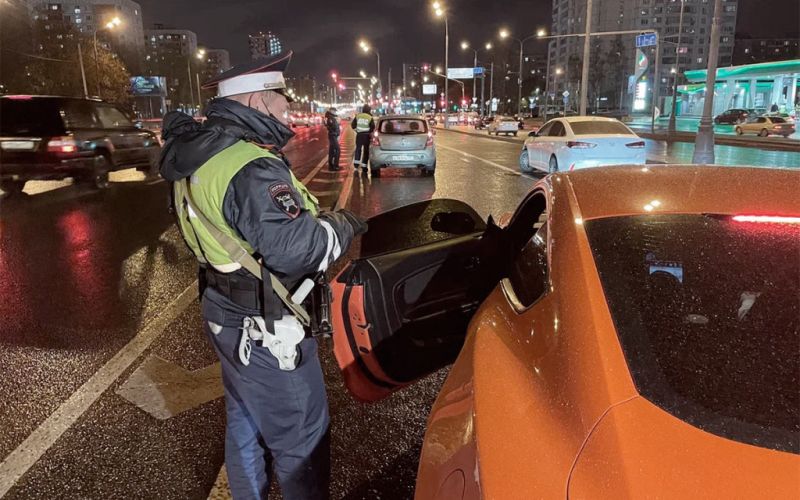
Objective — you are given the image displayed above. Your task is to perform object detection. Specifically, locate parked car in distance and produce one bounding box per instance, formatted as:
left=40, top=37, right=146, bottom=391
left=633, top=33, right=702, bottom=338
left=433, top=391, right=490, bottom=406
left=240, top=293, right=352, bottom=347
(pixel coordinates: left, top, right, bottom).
left=289, top=112, right=311, bottom=127
left=369, top=115, right=436, bottom=176
left=331, top=166, right=800, bottom=500
left=714, top=108, right=751, bottom=125
left=520, top=117, right=645, bottom=173
left=0, top=95, right=161, bottom=196
left=475, top=116, right=494, bottom=130
left=736, top=116, right=796, bottom=138
left=488, top=117, right=520, bottom=136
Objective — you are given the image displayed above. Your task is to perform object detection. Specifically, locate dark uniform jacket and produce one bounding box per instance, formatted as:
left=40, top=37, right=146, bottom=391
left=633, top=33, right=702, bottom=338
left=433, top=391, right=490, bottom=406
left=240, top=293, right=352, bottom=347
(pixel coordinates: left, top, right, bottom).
left=324, top=112, right=340, bottom=137
left=160, top=98, right=355, bottom=286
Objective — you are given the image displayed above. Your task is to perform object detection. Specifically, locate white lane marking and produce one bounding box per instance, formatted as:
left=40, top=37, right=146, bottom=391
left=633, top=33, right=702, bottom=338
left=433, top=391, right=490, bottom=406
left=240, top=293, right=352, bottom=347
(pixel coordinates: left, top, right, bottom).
left=334, top=166, right=355, bottom=211
left=436, top=144, right=522, bottom=176
left=302, top=157, right=328, bottom=185
left=208, top=465, right=231, bottom=500
left=0, top=281, right=199, bottom=498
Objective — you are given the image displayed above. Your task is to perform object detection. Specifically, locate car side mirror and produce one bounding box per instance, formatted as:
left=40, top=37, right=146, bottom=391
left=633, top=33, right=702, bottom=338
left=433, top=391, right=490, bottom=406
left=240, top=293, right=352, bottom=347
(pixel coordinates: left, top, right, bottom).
left=528, top=130, right=538, bottom=137
left=431, top=211, right=478, bottom=235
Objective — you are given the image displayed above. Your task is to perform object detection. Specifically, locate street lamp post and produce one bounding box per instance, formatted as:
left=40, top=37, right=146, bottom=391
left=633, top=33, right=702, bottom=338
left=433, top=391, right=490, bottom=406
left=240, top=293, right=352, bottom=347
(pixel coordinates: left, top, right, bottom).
left=579, top=0, right=593, bottom=115
left=693, top=0, right=724, bottom=164
left=433, top=2, right=449, bottom=127
left=359, top=40, right=381, bottom=94
left=668, top=0, right=686, bottom=135
left=499, top=29, right=540, bottom=117
left=77, top=43, right=89, bottom=97
left=92, top=16, right=122, bottom=97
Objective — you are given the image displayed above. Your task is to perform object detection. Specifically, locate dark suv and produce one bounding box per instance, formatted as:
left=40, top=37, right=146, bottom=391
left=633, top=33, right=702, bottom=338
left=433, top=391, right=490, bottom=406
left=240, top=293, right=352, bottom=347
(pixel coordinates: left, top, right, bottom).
left=0, top=95, right=161, bottom=195
left=713, top=108, right=751, bottom=125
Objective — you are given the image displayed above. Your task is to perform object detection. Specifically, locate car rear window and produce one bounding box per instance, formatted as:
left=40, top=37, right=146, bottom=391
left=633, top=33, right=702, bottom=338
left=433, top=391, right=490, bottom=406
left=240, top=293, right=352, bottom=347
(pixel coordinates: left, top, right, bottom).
left=585, top=214, right=799, bottom=453
left=0, top=98, right=64, bottom=136
left=569, top=121, right=632, bottom=135
left=771, top=117, right=787, bottom=123
left=379, top=119, right=427, bottom=134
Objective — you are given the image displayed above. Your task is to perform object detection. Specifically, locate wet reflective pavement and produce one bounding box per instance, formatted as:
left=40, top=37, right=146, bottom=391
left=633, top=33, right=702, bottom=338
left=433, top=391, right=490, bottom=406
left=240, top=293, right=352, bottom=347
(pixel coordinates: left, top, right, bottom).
left=1, top=122, right=790, bottom=499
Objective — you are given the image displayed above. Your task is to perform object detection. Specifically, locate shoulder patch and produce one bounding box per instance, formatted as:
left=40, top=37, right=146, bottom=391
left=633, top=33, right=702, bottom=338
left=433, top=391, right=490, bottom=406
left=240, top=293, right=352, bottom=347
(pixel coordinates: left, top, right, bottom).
left=268, top=182, right=301, bottom=219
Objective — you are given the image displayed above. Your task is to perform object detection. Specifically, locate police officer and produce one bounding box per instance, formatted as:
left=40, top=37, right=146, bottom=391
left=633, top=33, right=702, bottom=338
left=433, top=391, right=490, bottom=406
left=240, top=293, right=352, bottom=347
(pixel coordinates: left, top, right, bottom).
left=351, top=104, right=374, bottom=170
left=324, top=107, right=340, bottom=171
left=159, top=51, right=366, bottom=500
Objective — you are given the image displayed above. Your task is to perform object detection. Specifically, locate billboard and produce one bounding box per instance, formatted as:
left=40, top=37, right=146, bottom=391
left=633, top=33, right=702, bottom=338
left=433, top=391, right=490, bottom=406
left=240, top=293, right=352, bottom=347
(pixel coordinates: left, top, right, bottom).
left=130, top=76, right=167, bottom=97
left=422, top=84, right=437, bottom=95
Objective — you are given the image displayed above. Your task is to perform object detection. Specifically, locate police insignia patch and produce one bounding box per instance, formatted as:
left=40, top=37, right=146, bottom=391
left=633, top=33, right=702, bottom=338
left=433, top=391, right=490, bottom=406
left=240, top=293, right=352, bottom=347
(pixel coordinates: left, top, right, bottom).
left=268, top=182, right=301, bottom=219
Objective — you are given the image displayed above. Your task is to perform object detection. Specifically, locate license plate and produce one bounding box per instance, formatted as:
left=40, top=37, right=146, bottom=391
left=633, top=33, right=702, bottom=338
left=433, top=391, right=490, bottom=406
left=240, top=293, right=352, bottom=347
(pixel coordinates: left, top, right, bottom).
left=1, top=140, right=35, bottom=151
left=393, top=155, right=416, bottom=161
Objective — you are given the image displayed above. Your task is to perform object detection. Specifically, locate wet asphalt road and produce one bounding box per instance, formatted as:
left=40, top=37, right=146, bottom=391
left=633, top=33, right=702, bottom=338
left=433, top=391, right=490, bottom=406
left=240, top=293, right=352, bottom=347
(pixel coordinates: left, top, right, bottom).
left=7, top=122, right=743, bottom=499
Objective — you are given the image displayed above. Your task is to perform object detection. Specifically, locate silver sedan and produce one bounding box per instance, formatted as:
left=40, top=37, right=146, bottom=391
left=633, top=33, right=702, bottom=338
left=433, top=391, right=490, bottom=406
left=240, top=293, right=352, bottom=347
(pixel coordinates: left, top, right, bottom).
left=369, top=116, right=436, bottom=176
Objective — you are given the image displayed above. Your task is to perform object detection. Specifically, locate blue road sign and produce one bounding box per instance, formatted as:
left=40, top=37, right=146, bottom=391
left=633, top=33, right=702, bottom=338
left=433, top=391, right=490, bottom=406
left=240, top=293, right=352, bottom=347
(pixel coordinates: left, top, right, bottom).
left=474, top=67, right=485, bottom=76
left=636, top=33, right=657, bottom=47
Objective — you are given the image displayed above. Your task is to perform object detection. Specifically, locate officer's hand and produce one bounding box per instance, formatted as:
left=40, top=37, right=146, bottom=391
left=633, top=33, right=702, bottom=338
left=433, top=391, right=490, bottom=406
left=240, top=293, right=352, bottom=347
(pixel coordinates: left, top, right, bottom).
left=338, top=209, right=368, bottom=236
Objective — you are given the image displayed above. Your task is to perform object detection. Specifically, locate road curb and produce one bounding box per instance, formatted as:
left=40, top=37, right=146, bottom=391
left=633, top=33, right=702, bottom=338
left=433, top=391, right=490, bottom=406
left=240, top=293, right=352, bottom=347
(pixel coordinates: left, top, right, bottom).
left=630, top=129, right=800, bottom=153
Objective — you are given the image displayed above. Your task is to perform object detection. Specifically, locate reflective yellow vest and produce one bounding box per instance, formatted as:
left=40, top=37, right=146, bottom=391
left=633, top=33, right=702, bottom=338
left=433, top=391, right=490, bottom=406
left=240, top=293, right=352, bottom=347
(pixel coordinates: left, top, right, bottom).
left=174, top=141, right=319, bottom=270
left=355, top=113, right=372, bottom=133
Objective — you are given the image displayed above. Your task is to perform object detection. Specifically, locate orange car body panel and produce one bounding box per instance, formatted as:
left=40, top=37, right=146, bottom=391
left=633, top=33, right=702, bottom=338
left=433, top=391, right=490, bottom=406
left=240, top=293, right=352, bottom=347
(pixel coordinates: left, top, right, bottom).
left=570, top=396, right=800, bottom=498
left=415, top=166, right=800, bottom=499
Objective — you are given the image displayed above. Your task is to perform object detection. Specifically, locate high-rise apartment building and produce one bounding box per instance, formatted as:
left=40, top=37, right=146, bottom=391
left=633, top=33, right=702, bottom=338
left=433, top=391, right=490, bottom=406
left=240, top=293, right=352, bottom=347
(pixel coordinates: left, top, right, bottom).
left=547, top=0, right=739, bottom=112
left=29, top=0, right=146, bottom=72
left=249, top=31, right=282, bottom=60
left=734, top=35, right=800, bottom=65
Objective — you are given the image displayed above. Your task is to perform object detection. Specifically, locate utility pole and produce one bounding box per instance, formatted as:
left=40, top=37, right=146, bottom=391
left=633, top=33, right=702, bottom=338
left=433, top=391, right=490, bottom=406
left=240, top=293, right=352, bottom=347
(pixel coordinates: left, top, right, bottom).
left=480, top=71, right=486, bottom=117
left=651, top=34, right=661, bottom=133
left=668, top=0, right=686, bottom=135
left=579, top=0, right=593, bottom=115
left=444, top=15, right=450, bottom=127
left=489, top=61, right=494, bottom=116
left=186, top=58, right=196, bottom=115
left=472, top=50, right=477, bottom=111
left=692, top=0, right=723, bottom=164
left=77, top=43, right=89, bottom=98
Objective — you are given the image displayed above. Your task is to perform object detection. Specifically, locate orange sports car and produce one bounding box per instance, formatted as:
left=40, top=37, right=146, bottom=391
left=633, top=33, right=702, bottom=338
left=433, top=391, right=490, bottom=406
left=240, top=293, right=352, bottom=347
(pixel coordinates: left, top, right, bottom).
left=331, top=165, right=799, bottom=498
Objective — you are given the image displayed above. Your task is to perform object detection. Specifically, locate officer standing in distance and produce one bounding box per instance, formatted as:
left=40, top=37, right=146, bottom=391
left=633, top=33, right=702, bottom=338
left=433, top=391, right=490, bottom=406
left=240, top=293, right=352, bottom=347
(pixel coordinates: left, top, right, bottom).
left=324, top=107, right=340, bottom=171
left=351, top=104, right=374, bottom=170
left=159, top=51, right=366, bottom=500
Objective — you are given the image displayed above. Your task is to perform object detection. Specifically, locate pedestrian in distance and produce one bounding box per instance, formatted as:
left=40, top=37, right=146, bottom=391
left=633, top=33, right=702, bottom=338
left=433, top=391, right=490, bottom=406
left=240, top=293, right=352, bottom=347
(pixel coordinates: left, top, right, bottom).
left=325, top=107, right=341, bottom=171
left=351, top=104, right=375, bottom=171
left=159, top=50, right=367, bottom=500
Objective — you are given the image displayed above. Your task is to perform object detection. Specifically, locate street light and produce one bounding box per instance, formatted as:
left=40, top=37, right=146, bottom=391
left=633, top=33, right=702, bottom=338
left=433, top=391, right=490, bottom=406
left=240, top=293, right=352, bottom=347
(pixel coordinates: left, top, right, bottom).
left=693, top=0, right=724, bottom=164
left=358, top=39, right=381, bottom=93
left=432, top=1, right=450, bottom=126
left=359, top=69, right=367, bottom=79
left=498, top=28, right=539, bottom=117
left=668, top=0, right=686, bottom=135
left=90, top=15, right=123, bottom=97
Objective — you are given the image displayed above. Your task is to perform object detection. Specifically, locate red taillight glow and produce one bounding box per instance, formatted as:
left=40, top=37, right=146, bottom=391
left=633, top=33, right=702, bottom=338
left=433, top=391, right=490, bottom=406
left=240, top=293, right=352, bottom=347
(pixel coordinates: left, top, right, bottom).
left=371, top=132, right=381, bottom=146
left=567, top=141, right=597, bottom=149
left=732, top=215, right=800, bottom=224
left=7, top=95, right=34, bottom=100
left=626, top=140, right=646, bottom=149
left=47, top=137, right=79, bottom=154
left=425, top=131, right=434, bottom=147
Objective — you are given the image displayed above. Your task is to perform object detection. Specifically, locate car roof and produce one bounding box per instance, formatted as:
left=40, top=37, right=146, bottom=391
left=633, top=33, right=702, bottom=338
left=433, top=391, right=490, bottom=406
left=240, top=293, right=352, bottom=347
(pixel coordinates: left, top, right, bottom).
left=0, top=95, right=104, bottom=103
left=560, top=165, right=800, bottom=221
left=559, top=116, right=623, bottom=123
left=379, top=114, right=425, bottom=120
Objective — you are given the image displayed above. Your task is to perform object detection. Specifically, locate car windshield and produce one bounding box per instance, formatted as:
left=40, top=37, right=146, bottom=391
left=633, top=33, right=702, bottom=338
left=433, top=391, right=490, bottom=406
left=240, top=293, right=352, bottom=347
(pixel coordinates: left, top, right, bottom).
left=585, top=214, right=799, bottom=453
left=379, top=119, right=427, bottom=134
left=0, top=99, right=64, bottom=136
left=570, top=121, right=632, bottom=135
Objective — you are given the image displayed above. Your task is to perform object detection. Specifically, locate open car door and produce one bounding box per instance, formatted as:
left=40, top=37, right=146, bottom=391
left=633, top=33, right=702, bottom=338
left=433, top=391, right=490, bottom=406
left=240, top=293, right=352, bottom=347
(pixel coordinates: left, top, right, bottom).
left=332, top=199, right=504, bottom=402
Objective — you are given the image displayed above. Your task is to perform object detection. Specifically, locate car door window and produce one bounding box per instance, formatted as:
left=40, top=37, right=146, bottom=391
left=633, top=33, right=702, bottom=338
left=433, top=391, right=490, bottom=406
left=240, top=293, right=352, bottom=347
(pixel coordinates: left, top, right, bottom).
left=61, top=100, right=100, bottom=129
left=756, top=117, right=766, bottom=124
left=537, top=122, right=553, bottom=137
left=503, top=193, right=550, bottom=310
left=508, top=221, right=549, bottom=308
left=547, top=121, right=565, bottom=137
left=94, top=104, right=133, bottom=128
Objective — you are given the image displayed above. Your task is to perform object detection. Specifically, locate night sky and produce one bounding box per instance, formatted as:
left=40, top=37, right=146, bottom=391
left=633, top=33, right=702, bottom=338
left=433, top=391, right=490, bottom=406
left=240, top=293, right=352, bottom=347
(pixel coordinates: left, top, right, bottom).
left=137, top=0, right=798, bottom=80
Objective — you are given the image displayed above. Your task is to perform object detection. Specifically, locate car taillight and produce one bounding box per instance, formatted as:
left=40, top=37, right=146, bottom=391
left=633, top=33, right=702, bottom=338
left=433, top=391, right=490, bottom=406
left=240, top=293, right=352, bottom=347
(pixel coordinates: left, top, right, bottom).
left=732, top=215, right=800, bottom=224
left=47, top=137, right=79, bottom=154
left=371, top=132, right=381, bottom=146
left=625, top=140, right=646, bottom=149
left=425, top=131, right=434, bottom=147
left=566, top=141, right=597, bottom=149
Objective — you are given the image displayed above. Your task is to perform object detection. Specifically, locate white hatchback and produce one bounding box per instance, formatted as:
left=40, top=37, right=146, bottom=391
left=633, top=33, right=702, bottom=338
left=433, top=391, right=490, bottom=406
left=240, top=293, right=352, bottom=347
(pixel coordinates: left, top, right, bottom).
left=519, top=117, right=646, bottom=173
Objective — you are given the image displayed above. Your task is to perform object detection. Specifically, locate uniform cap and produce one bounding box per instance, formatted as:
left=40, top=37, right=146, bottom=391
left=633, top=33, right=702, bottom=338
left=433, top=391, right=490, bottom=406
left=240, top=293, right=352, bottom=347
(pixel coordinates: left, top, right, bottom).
left=203, top=50, right=294, bottom=101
